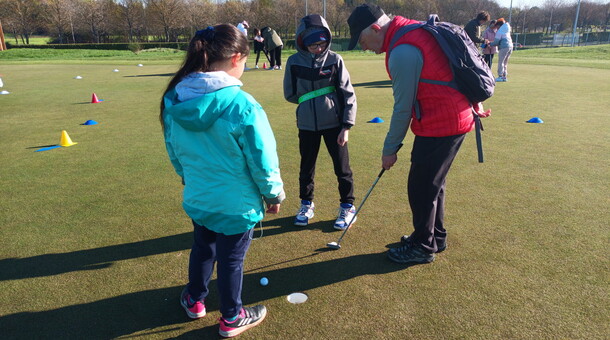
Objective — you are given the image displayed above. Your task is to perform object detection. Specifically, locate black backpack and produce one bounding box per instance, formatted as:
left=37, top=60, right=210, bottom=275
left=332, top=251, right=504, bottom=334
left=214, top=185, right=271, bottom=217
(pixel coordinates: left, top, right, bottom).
left=388, top=14, right=495, bottom=104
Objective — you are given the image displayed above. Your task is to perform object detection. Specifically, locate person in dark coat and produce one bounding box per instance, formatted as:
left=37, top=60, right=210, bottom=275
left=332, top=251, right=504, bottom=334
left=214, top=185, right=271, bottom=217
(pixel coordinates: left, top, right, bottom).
left=464, top=11, right=491, bottom=47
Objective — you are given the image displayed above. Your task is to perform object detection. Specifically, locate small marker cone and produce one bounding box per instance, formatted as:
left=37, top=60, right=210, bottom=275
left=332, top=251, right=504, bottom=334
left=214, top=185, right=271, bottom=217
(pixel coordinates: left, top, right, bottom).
left=527, top=117, right=543, bottom=123
left=59, top=130, right=77, bottom=147
left=91, top=93, right=102, bottom=103
left=263, top=62, right=267, bottom=69
left=367, top=117, right=384, bottom=123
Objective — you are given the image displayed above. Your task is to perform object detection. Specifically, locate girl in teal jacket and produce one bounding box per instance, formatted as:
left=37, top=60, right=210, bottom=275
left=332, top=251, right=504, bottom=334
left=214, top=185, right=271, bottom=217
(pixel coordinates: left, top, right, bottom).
left=160, top=24, right=284, bottom=338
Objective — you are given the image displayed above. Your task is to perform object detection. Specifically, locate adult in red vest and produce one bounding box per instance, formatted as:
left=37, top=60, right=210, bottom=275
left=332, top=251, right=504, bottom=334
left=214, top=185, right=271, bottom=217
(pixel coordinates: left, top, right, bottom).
left=347, top=4, right=475, bottom=265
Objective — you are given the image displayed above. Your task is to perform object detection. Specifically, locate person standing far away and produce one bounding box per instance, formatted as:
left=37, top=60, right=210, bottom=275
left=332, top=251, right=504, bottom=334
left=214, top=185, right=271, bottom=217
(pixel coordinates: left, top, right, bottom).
left=464, top=11, right=491, bottom=48
left=236, top=20, right=250, bottom=70
left=347, top=4, right=491, bottom=265
left=160, top=24, right=285, bottom=338
left=252, top=28, right=267, bottom=69
left=482, top=20, right=498, bottom=69
left=283, top=13, right=358, bottom=231
left=261, top=26, right=283, bottom=70
left=489, top=18, right=513, bottom=82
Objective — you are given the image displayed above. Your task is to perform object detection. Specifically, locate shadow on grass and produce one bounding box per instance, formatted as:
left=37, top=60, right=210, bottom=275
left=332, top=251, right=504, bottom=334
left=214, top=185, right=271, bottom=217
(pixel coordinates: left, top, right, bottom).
left=353, top=80, right=392, bottom=88
left=0, top=233, right=192, bottom=281
left=0, top=252, right=414, bottom=339
left=258, top=216, right=340, bottom=237
left=0, top=217, right=340, bottom=282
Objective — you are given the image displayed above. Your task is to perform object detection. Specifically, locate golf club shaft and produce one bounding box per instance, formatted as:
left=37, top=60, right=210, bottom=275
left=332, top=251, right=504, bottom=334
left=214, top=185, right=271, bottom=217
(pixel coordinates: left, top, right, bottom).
left=333, top=144, right=403, bottom=247
left=335, top=170, right=384, bottom=244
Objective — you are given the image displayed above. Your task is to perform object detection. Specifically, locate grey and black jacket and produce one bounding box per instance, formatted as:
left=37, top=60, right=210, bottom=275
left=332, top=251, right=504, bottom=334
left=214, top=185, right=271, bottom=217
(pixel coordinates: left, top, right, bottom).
left=283, top=14, right=357, bottom=132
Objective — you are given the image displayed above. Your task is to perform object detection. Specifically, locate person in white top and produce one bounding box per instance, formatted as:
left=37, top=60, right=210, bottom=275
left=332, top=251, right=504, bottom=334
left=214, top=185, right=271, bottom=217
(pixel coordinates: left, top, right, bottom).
left=489, top=18, right=513, bottom=82
left=236, top=21, right=251, bottom=70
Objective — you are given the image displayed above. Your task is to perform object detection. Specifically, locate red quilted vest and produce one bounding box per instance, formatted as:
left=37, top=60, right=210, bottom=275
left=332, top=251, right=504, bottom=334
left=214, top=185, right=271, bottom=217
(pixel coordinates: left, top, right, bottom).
left=383, top=16, right=474, bottom=137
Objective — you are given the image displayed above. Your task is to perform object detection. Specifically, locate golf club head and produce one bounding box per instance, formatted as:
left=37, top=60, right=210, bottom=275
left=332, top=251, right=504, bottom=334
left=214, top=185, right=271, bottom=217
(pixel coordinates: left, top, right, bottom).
left=326, top=242, right=341, bottom=250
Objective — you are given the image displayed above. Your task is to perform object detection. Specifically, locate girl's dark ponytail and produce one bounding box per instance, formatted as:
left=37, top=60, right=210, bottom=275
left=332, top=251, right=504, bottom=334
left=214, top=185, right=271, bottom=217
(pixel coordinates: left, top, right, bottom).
left=160, top=24, right=250, bottom=128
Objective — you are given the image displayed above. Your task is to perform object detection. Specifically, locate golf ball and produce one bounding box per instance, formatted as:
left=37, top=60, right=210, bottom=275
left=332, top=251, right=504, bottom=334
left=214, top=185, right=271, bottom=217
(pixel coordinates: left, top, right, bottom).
left=260, top=277, right=269, bottom=286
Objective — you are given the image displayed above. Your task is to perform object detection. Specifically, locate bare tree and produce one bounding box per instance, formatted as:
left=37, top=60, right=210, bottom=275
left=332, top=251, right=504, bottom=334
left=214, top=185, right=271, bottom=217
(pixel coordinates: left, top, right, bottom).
left=116, top=0, right=146, bottom=42
left=41, top=0, right=75, bottom=43
left=1, top=0, right=42, bottom=44
left=146, top=0, right=187, bottom=42
left=184, top=0, right=216, bottom=34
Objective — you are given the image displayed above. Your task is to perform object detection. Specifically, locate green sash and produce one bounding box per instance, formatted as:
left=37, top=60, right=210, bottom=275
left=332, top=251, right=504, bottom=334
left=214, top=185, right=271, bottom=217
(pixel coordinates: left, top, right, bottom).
left=298, top=86, right=336, bottom=104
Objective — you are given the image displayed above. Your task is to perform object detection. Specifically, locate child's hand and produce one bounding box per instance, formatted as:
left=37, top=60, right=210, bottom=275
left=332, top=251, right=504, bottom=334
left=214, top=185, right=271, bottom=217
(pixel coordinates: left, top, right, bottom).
left=337, top=128, right=350, bottom=146
left=266, top=204, right=280, bottom=214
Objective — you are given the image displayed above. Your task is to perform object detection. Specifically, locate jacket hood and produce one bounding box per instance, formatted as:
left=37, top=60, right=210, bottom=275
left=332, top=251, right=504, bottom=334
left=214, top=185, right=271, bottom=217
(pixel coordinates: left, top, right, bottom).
left=164, top=71, right=242, bottom=131
left=296, top=14, right=332, bottom=58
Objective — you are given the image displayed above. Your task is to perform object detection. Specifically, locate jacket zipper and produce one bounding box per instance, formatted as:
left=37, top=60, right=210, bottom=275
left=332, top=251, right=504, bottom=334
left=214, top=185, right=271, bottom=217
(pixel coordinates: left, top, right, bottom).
left=311, top=57, right=318, bottom=131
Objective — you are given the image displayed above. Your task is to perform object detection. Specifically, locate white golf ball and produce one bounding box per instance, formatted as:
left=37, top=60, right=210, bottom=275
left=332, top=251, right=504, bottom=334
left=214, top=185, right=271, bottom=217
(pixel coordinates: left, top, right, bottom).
left=260, top=277, right=269, bottom=286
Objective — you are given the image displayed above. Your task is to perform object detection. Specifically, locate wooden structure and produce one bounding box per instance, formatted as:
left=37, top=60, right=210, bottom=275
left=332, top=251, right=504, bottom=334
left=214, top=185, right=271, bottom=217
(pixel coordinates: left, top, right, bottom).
left=0, top=20, right=6, bottom=51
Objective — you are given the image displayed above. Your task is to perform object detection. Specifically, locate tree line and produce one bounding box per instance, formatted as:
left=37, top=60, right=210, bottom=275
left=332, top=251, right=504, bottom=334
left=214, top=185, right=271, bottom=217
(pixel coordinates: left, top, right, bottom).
left=1, top=0, right=609, bottom=45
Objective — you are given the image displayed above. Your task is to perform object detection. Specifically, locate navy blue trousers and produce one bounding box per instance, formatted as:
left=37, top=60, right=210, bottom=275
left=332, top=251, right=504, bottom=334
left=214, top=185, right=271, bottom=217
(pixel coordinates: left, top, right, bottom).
left=407, top=134, right=465, bottom=253
left=187, top=220, right=253, bottom=319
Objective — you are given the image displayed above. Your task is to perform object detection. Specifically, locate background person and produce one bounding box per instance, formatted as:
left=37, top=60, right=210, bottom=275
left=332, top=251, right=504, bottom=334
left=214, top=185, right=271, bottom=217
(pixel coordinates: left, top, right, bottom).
left=482, top=20, right=498, bottom=68
left=347, top=4, right=489, bottom=265
left=160, top=24, right=285, bottom=338
left=261, top=26, right=283, bottom=70
left=490, top=18, right=513, bottom=82
left=236, top=20, right=250, bottom=70
left=464, top=11, right=490, bottom=47
left=283, top=14, right=357, bottom=231
left=252, top=28, right=268, bottom=69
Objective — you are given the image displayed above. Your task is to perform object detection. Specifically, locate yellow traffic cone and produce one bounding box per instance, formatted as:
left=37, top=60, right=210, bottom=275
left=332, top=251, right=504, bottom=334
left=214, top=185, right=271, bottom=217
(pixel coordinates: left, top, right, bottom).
left=59, top=130, right=77, bottom=147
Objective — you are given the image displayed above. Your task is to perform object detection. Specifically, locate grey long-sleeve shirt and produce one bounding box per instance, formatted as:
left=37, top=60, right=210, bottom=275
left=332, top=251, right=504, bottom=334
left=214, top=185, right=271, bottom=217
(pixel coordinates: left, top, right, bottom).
left=383, top=44, right=423, bottom=156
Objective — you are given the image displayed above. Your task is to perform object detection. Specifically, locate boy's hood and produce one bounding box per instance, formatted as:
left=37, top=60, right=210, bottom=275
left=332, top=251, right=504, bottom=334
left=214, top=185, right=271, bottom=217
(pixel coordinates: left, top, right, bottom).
left=296, top=14, right=332, bottom=58
left=164, top=71, right=242, bottom=131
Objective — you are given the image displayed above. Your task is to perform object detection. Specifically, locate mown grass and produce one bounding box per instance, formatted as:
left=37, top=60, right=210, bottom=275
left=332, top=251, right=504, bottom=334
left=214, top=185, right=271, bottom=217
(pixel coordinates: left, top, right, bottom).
left=510, top=44, right=610, bottom=69
left=4, top=34, right=51, bottom=45
left=0, top=49, right=608, bottom=339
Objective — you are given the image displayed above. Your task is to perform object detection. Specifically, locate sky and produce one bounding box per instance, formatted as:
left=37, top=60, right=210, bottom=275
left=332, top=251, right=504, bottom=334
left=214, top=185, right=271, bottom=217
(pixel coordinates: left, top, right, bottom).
left=496, top=0, right=605, bottom=8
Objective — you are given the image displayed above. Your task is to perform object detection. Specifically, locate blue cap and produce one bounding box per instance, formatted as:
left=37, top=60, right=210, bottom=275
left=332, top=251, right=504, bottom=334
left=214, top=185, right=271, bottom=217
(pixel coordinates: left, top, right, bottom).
left=367, top=117, right=384, bottom=123
left=303, top=29, right=327, bottom=47
left=526, top=117, right=543, bottom=123
left=82, top=120, right=98, bottom=125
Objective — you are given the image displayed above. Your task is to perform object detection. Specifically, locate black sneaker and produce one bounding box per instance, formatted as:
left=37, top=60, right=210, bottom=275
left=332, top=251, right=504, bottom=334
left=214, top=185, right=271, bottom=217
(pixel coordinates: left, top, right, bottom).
left=388, top=242, right=435, bottom=264
left=218, top=305, right=267, bottom=338
left=401, top=235, right=446, bottom=253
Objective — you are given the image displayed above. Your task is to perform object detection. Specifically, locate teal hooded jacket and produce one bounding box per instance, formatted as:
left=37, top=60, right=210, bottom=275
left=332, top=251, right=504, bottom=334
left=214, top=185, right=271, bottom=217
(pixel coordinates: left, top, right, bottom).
left=163, top=71, right=285, bottom=235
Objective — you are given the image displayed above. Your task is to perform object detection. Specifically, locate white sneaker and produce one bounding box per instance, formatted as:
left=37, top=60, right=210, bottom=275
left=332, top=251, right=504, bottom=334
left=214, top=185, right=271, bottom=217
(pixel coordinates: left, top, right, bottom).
left=294, top=201, right=314, bottom=226
left=273, top=66, right=280, bottom=70
left=334, top=204, right=357, bottom=230
left=255, top=65, right=259, bottom=69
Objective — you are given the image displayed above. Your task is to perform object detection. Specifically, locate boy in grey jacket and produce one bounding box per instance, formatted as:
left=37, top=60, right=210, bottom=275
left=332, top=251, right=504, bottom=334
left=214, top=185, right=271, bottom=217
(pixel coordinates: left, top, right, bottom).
left=283, top=14, right=357, bottom=231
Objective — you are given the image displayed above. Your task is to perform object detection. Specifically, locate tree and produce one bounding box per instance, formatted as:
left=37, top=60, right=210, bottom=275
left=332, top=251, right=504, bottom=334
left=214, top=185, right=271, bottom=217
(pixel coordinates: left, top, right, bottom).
left=41, top=0, right=77, bottom=43
left=117, top=0, right=146, bottom=42
left=146, top=0, right=187, bottom=42
left=1, top=0, right=42, bottom=44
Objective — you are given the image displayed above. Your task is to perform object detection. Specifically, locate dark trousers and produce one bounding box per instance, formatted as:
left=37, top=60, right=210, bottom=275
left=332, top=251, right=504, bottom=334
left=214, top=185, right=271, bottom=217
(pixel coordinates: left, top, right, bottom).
left=254, top=49, right=268, bottom=65
left=484, top=54, right=494, bottom=69
left=299, top=128, right=355, bottom=204
left=269, top=46, right=282, bottom=67
left=407, top=134, right=465, bottom=253
left=187, top=220, right=253, bottom=319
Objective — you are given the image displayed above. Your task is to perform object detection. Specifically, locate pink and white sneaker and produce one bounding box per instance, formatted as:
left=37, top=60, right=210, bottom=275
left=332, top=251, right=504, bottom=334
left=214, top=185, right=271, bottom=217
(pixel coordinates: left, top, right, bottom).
left=180, top=287, right=206, bottom=319
left=218, top=305, right=267, bottom=338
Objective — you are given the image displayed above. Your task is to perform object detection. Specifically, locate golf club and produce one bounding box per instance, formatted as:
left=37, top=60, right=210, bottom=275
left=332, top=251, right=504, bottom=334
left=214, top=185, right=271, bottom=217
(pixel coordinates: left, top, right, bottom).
left=326, top=144, right=402, bottom=250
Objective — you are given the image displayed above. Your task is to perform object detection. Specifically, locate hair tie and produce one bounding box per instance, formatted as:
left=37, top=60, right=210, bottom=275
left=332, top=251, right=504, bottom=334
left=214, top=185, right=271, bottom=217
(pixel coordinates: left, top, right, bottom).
left=196, top=26, right=215, bottom=41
